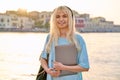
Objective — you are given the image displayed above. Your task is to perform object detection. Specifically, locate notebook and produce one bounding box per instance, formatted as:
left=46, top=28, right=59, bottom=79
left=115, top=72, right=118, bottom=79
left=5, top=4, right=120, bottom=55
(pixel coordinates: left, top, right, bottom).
left=55, top=44, right=78, bottom=76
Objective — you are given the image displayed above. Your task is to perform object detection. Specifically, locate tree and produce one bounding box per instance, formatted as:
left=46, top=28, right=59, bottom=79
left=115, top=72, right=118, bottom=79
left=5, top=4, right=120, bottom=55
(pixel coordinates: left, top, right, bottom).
left=44, top=22, right=50, bottom=29
left=35, top=21, right=44, bottom=28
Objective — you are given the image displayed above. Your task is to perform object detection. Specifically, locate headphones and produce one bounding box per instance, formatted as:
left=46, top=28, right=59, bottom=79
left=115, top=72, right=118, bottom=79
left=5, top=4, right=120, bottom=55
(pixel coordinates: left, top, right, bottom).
left=65, top=6, right=73, bottom=18
left=53, top=6, right=74, bottom=18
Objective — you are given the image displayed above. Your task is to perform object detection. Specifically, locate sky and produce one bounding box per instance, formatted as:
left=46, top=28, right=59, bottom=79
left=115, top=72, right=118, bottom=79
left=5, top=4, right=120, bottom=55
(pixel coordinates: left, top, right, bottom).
left=0, top=0, right=120, bottom=25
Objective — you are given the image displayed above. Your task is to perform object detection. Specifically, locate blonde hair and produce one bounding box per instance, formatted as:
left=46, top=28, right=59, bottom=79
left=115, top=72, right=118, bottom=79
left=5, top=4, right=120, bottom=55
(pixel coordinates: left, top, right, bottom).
left=46, top=6, right=80, bottom=52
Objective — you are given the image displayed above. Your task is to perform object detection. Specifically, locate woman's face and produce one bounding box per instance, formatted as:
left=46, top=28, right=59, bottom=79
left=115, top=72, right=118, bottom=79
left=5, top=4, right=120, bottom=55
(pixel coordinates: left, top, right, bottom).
left=55, top=10, right=68, bottom=29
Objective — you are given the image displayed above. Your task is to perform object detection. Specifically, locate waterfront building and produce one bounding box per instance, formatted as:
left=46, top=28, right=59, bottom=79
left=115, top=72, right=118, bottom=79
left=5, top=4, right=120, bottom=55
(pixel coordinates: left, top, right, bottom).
left=0, top=13, right=34, bottom=29
left=0, top=13, right=11, bottom=28
left=74, top=14, right=116, bottom=32
left=38, top=11, right=51, bottom=25
left=29, top=11, right=40, bottom=21
left=0, top=9, right=120, bottom=32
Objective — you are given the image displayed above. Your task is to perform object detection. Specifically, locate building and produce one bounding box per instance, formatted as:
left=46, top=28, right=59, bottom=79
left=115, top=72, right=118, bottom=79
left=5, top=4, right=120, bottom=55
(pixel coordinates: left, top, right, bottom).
left=0, top=13, right=34, bottom=29
left=0, top=13, right=11, bottom=28
left=28, top=11, right=40, bottom=20
left=1, top=9, right=120, bottom=32
left=38, top=11, right=52, bottom=25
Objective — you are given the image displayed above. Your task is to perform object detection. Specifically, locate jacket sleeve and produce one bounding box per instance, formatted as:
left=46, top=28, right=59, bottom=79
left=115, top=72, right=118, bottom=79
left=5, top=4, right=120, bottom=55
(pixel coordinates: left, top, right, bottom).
left=77, top=35, right=90, bottom=69
left=40, top=34, right=50, bottom=60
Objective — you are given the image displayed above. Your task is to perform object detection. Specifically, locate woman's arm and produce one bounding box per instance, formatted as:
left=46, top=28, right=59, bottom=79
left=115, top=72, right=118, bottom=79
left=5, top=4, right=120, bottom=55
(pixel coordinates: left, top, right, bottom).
left=41, top=58, right=61, bottom=77
left=63, top=64, right=89, bottom=72
left=40, top=58, right=49, bottom=72
left=54, top=61, right=89, bottom=72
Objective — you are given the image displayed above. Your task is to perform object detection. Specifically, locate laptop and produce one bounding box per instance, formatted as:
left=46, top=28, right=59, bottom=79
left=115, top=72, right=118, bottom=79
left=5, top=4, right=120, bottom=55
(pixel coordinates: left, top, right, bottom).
left=55, top=44, right=78, bottom=76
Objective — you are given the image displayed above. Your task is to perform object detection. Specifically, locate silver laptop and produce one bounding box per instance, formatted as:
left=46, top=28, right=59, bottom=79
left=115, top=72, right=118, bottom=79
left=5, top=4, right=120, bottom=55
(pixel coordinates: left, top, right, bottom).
left=55, top=44, right=78, bottom=76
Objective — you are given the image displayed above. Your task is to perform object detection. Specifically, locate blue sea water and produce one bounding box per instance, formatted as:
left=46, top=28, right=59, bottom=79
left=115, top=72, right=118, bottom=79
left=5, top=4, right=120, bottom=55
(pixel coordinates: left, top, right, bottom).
left=0, top=32, right=120, bottom=80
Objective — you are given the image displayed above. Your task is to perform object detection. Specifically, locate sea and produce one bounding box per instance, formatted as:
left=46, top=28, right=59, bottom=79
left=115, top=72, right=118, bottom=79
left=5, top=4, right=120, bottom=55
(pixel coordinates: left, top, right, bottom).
left=0, top=32, right=120, bottom=80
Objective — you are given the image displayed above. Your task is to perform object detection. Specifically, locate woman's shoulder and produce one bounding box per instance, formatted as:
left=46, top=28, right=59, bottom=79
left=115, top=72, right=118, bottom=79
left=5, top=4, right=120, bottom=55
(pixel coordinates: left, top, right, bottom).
left=75, top=33, right=83, bottom=40
left=45, top=33, right=50, bottom=42
left=46, top=33, right=51, bottom=38
left=75, top=33, right=85, bottom=44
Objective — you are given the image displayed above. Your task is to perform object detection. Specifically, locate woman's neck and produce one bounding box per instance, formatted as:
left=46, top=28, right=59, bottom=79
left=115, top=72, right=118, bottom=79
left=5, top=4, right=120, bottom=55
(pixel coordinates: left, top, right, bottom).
left=59, top=28, right=68, bottom=37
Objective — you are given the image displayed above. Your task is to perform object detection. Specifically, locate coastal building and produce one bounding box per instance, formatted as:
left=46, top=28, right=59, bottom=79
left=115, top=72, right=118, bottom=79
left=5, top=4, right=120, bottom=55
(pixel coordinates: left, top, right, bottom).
left=0, top=13, right=34, bottom=29
left=18, top=16, right=34, bottom=29
left=0, top=9, right=120, bottom=32
left=29, top=11, right=40, bottom=20
left=75, top=17, right=85, bottom=31
left=38, top=11, right=51, bottom=25
left=0, top=13, right=11, bottom=28
left=37, top=11, right=120, bottom=32
left=74, top=14, right=116, bottom=32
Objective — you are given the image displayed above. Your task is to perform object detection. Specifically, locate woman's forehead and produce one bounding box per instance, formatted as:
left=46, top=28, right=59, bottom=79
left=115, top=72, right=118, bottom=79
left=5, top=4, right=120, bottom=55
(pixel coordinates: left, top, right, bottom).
left=56, top=9, right=67, bottom=14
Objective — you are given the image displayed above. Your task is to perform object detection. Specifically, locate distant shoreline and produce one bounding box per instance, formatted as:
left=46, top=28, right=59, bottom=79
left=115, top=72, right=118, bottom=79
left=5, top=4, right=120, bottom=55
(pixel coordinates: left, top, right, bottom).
left=0, top=30, right=120, bottom=33
left=0, top=28, right=120, bottom=33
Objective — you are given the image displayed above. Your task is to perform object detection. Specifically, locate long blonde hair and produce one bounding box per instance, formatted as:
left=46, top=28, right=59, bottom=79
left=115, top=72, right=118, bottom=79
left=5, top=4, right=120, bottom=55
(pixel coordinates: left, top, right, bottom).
left=46, top=6, right=80, bottom=53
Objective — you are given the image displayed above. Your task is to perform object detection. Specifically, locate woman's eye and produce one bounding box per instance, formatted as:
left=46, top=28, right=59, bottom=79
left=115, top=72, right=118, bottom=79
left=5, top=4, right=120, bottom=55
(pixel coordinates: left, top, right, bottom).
left=56, top=15, right=60, bottom=18
left=63, top=15, right=67, bottom=18
left=56, top=14, right=67, bottom=18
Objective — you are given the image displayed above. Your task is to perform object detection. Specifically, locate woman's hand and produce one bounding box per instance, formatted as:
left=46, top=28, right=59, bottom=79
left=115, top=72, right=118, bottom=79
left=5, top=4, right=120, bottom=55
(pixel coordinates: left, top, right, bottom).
left=54, top=61, right=89, bottom=72
left=53, top=61, right=65, bottom=70
left=46, top=68, right=60, bottom=77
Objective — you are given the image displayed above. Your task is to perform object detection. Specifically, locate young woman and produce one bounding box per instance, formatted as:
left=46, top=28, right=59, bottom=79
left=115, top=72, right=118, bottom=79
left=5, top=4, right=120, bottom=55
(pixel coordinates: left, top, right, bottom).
left=40, top=6, right=90, bottom=80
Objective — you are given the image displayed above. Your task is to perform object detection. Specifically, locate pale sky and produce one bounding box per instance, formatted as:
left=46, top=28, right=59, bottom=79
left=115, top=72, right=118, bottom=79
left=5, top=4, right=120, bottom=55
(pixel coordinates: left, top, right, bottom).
left=0, top=0, right=120, bottom=25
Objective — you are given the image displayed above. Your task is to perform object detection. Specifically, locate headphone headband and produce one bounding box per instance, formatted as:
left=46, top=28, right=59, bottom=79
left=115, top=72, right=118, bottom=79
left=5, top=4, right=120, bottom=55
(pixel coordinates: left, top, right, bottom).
left=65, top=6, right=73, bottom=18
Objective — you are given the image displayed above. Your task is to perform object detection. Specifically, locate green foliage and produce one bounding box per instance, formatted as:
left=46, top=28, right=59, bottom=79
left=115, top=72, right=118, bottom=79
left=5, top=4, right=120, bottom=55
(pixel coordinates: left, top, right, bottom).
left=35, top=21, right=44, bottom=28
left=44, top=22, right=50, bottom=29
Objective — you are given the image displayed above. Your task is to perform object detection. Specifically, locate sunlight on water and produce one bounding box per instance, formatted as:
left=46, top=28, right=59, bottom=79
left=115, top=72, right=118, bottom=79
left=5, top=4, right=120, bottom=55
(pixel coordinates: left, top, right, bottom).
left=0, top=32, right=120, bottom=80
left=0, top=33, right=47, bottom=80
left=82, top=33, right=120, bottom=80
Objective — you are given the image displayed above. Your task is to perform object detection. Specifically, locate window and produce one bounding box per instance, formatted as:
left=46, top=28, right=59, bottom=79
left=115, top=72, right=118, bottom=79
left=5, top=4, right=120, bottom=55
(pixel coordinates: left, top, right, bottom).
left=1, top=18, right=4, bottom=22
left=7, top=19, right=10, bottom=23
